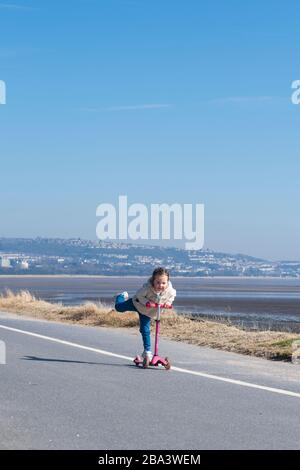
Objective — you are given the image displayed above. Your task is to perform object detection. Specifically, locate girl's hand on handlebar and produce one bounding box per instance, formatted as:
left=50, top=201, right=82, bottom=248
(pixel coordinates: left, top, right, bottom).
left=146, top=301, right=157, bottom=308
left=145, top=301, right=173, bottom=309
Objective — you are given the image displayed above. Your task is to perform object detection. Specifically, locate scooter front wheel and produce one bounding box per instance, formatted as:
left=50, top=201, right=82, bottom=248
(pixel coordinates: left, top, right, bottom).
left=164, top=357, right=171, bottom=370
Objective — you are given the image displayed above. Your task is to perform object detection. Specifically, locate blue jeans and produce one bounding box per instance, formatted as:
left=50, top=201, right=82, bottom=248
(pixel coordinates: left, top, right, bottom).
left=115, top=298, right=151, bottom=352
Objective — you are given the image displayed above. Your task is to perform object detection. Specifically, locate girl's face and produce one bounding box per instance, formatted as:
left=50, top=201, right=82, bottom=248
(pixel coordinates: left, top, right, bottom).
left=153, top=274, right=168, bottom=293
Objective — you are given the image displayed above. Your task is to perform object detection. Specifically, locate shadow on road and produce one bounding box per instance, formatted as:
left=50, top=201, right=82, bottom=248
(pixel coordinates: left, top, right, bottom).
left=20, top=356, right=167, bottom=371
left=21, top=355, right=134, bottom=367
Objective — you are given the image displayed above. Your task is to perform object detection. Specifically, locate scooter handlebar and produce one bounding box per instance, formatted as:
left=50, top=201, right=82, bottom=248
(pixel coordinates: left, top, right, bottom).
left=145, top=301, right=173, bottom=309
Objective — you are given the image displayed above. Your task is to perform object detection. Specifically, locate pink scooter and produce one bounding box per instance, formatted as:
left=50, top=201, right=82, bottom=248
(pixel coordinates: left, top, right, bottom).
left=133, top=301, right=172, bottom=370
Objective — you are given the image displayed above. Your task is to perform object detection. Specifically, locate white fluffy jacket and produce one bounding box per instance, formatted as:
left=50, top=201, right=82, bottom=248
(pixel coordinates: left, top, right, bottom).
left=133, top=278, right=176, bottom=318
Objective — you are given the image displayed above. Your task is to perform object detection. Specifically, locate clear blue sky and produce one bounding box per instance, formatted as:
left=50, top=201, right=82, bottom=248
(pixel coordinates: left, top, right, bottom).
left=0, top=0, right=299, bottom=260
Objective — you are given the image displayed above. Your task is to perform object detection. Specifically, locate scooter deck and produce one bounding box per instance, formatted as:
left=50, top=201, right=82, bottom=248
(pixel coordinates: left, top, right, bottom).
left=133, top=355, right=171, bottom=370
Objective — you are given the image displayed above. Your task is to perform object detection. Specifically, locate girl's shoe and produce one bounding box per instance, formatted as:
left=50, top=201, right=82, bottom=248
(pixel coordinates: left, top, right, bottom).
left=142, top=350, right=153, bottom=368
left=115, top=291, right=129, bottom=304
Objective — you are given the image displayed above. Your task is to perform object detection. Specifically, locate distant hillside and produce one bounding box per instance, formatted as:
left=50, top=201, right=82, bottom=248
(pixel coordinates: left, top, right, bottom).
left=0, top=237, right=299, bottom=277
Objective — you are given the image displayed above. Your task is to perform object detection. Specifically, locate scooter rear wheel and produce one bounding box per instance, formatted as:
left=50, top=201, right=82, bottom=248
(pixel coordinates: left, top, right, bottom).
left=133, top=356, right=142, bottom=367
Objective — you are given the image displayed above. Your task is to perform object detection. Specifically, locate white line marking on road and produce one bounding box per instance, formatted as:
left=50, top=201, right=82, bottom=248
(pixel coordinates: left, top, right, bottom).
left=1, top=323, right=300, bottom=399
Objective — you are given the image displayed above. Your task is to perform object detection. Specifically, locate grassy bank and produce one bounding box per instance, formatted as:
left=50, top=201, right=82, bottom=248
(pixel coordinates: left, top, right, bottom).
left=1, top=289, right=299, bottom=361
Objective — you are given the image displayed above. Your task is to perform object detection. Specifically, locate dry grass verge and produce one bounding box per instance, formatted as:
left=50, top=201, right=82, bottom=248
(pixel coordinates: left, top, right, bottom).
left=1, top=289, right=299, bottom=361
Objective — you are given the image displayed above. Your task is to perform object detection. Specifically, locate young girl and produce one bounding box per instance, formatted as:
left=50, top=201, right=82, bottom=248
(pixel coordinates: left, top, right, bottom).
left=114, top=267, right=176, bottom=366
